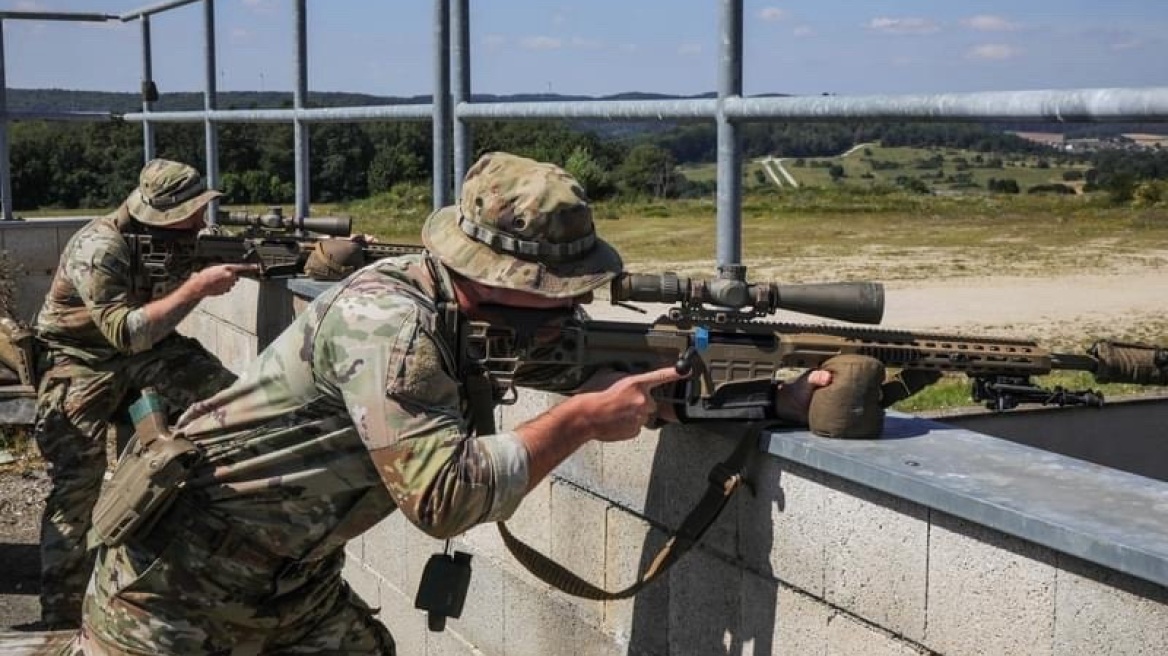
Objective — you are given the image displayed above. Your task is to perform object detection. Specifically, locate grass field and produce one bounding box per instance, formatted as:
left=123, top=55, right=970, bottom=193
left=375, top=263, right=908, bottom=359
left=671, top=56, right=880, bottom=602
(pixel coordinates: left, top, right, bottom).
left=319, top=184, right=1168, bottom=283
left=679, top=144, right=1089, bottom=194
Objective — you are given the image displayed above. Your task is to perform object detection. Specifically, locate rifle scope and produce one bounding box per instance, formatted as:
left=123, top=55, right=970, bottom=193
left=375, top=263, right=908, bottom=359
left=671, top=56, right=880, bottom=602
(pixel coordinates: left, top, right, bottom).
left=216, top=207, right=352, bottom=237
left=613, top=271, right=885, bottom=324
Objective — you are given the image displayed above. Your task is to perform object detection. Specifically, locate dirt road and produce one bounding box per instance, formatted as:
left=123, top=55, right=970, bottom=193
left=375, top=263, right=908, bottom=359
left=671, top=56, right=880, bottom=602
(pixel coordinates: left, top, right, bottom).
left=1, top=264, right=1165, bottom=629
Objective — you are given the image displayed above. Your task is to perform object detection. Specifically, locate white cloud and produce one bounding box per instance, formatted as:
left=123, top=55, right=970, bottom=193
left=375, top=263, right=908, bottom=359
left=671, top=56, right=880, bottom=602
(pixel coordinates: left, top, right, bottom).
left=962, top=15, right=1020, bottom=32
left=520, top=36, right=563, bottom=51
left=868, top=17, right=941, bottom=35
left=678, top=43, right=703, bottom=56
left=15, top=1, right=49, bottom=10
left=967, top=43, right=1022, bottom=60
left=793, top=26, right=815, bottom=38
left=1110, top=38, right=1143, bottom=51
left=759, top=8, right=787, bottom=22
left=230, top=27, right=250, bottom=42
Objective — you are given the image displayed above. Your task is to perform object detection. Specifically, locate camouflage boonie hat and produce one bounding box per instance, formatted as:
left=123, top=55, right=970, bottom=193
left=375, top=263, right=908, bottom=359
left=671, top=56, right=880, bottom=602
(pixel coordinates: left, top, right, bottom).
left=422, top=152, right=622, bottom=298
left=125, top=158, right=222, bottom=227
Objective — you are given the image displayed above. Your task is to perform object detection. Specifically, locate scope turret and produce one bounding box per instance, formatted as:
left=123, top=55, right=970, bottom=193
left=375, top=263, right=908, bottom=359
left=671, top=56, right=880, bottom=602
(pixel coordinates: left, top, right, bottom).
left=216, top=206, right=352, bottom=237
left=612, top=270, right=884, bottom=324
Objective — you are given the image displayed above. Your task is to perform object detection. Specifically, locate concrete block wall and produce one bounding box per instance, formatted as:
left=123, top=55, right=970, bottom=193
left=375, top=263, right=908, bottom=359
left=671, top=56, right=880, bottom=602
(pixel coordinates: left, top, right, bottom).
left=176, top=277, right=297, bottom=374
left=347, top=401, right=1168, bottom=656
left=0, top=217, right=92, bottom=322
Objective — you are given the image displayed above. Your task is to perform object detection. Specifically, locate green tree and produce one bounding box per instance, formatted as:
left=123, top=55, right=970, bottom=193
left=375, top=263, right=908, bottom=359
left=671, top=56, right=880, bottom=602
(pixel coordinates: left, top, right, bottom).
left=616, top=144, right=678, bottom=198
left=563, top=146, right=615, bottom=200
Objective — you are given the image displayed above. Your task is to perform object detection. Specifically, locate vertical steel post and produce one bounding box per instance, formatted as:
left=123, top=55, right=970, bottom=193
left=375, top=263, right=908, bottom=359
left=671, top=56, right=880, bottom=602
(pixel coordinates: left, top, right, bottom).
left=0, top=19, right=11, bottom=221
left=451, top=0, right=470, bottom=196
left=202, top=0, right=219, bottom=218
left=140, top=15, right=156, bottom=162
left=431, top=0, right=452, bottom=209
left=293, top=0, right=309, bottom=217
left=715, top=0, right=743, bottom=267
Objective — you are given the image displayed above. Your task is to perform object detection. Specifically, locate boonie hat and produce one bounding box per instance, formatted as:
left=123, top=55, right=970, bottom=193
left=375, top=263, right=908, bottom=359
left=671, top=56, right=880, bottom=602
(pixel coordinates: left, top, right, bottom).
left=125, top=158, right=222, bottom=227
left=422, top=151, right=622, bottom=298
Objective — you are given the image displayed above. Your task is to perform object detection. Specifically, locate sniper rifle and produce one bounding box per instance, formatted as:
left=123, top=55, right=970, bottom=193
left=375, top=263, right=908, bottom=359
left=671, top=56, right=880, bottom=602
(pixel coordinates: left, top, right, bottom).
left=125, top=207, right=422, bottom=293
left=462, top=266, right=1161, bottom=414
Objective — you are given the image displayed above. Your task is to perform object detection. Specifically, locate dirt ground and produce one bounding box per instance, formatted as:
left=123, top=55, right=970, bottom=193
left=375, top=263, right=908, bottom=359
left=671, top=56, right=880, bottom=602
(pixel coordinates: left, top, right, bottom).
left=1, top=263, right=1166, bottom=630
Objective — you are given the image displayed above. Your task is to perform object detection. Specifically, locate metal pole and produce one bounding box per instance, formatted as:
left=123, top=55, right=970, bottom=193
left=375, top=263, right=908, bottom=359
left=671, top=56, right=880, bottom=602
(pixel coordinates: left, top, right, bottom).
left=140, top=15, right=156, bottom=162
left=293, top=0, right=309, bottom=217
left=202, top=0, right=219, bottom=217
left=0, top=19, right=12, bottom=221
left=451, top=0, right=470, bottom=195
left=715, top=0, right=743, bottom=268
left=431, top=0, right=451, bottom=209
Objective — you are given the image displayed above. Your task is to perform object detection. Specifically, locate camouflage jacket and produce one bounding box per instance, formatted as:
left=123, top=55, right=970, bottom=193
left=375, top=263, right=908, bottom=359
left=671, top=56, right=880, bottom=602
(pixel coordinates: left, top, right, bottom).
left=174, top=254, right=531, bottom=561
left=34, top=205, right=188, bottom=364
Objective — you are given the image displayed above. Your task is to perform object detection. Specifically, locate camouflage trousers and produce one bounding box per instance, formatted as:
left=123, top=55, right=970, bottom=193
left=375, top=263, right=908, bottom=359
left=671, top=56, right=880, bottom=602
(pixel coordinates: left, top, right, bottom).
left=63, top=534, right=394, bottom=655
left=33, top=334, right=236, bottom=627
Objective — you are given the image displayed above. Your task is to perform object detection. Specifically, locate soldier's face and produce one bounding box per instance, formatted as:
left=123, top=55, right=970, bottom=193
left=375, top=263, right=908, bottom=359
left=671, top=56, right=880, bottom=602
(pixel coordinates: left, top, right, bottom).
left=164, top=206, right=208, bottom=232
left=454, top=277, right=592, bottom=318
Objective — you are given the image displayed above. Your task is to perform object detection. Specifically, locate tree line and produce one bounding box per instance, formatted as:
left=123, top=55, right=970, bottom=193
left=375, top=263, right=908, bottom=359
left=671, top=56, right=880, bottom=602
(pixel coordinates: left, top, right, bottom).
left=7, top=115, right=1164, bottom=211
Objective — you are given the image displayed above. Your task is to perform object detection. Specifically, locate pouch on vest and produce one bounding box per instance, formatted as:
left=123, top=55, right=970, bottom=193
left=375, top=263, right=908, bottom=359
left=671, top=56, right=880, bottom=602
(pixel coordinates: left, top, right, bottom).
left=0, top=316, right=38, bottom=389
left=90, top=387, right=203, bottom=548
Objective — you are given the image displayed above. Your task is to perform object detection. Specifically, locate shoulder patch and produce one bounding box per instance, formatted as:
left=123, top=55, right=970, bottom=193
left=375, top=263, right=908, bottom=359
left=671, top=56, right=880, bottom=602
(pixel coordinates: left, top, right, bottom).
left=387, top=329, right=460, bottom=411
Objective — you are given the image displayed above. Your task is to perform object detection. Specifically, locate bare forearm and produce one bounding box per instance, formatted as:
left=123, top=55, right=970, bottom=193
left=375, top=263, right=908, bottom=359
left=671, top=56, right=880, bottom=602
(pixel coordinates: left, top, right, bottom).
left=124, top=284, right=202, bottom=352
left=515, top=397, right=596, bottom=491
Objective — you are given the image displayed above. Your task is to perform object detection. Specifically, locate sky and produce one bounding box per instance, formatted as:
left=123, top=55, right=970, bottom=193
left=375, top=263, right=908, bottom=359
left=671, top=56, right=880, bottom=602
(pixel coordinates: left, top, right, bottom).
left=2, top=0, right=1166, bottom=98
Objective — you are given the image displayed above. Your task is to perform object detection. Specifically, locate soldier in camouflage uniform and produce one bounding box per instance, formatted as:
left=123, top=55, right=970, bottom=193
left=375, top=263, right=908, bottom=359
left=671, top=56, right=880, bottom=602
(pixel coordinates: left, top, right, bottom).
left=66, top=152, right=832, bottom=655
left=33, top=159, right=255, bottom=628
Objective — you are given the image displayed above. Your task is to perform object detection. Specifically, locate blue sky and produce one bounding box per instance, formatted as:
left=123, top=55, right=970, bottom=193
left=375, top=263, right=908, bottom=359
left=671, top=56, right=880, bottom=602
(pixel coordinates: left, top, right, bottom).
left=3, top=0, right=1166, bottom=97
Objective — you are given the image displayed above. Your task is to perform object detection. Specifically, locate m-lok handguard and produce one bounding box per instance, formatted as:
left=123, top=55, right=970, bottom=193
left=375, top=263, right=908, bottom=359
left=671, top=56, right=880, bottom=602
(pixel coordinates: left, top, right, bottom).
left=90, top=387, right=203, bottom=548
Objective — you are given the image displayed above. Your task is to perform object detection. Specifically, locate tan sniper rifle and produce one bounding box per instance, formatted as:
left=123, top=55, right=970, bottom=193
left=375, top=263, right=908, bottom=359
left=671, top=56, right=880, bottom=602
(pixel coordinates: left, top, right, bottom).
left=459, top=266, right=1166, bottom=606
left=125, top=207, right=422, bottom=291
left=462, top=265, right=1124, bottom=414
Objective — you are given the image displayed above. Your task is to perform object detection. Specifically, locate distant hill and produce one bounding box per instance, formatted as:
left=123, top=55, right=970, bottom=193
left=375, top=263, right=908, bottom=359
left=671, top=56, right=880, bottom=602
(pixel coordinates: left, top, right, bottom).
left=3, top=88, right=722, bottom=114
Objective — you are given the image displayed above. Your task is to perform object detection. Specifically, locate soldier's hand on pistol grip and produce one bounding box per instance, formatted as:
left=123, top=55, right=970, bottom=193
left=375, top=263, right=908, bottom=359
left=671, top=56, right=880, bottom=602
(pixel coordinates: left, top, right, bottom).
left=187, top=264, right=258, bottom=298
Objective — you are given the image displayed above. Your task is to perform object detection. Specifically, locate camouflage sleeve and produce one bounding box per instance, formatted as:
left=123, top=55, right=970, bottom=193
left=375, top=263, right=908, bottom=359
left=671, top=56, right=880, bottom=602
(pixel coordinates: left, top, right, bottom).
left=64, top=231, right=141, bottom=353
left=317, top=289, right=529, bottom=540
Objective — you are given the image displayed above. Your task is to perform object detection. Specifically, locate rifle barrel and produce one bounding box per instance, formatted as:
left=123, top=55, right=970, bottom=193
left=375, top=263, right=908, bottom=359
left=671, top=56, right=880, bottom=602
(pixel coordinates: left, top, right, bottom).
left=1051, top=352, right=1099, bottom=372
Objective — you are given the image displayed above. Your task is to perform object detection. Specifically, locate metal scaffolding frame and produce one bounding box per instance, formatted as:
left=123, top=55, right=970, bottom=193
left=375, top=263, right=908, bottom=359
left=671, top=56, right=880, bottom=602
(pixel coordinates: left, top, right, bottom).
left=2, top=1, right=1168, bottom=266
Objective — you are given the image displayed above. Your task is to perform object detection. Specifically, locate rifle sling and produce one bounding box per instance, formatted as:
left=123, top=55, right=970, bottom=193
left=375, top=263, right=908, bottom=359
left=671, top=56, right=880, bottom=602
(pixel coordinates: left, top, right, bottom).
left=496, top=423, right=765, bottom=601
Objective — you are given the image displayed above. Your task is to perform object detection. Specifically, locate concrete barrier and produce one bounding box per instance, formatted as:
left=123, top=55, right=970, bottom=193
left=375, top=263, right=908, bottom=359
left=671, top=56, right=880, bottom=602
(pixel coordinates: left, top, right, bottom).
left=0, top=217, right=93, bottom=323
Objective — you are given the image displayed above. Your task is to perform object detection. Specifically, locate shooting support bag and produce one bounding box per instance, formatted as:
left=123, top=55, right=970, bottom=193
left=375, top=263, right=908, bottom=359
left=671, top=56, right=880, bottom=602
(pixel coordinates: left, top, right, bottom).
left=90, top=387, right=203, bottom=548
left=1089, top=340, right=1167, bottom=385
left=304, top=239, right=366, bottom=281
left=0, top=316, right=38, bottom=388
left=808, top=354, right=887, bottom=439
